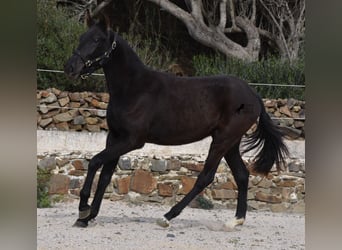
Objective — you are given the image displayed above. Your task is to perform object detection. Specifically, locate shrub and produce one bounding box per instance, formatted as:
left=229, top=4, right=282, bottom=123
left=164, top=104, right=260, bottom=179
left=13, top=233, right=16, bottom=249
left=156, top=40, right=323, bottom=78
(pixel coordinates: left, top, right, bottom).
left=195, top=195, right=214, bottom=210
left=121, top=32, right=174, bottom=72
left=37, top=168, right=51, bottom=208
left=192, top=54, right=305, bottom=99
left=37, top=0, right=93, bottom=91
left=37, top=0, right=174, bottom=92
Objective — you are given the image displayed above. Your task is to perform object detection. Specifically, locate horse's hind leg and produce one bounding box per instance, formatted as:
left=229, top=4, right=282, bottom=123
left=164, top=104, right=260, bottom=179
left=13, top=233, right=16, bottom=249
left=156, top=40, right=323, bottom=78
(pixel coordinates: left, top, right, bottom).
left=157, top=144, right=223, bottom=227
left=157, top=130, right=241, bottom=227
left=224, top=142, right=249, bottom=228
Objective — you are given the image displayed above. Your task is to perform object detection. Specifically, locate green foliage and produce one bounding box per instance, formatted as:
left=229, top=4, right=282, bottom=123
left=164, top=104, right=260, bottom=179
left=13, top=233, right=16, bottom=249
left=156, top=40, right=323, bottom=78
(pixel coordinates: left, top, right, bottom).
left=121, top=32, right=174, bottom=72
left=192, top=54, right=305, bottom=99
left=37, top=168, right=52, bottom=208
left=37, top=0, right=174, bottom=92
left=37, top=0, right=94, bottom=91
left=195, top=195, right=214, bottom=210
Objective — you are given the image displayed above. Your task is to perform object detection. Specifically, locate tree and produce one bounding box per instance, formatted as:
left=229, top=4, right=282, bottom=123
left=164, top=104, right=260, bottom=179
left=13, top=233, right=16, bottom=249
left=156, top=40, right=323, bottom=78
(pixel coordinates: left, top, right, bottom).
left=258, top=0, right=305, bottom=61
left=146, top=0, right=260, bottom=62
left=56, top=0, right=305, bottom=62
left=145, top=0, right=304, bottom=62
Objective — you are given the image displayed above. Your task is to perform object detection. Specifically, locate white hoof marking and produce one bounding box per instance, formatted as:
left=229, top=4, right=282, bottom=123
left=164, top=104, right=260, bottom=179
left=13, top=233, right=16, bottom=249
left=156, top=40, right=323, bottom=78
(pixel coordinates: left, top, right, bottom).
left=223, top=218, right=245, bottom=231
left=156, top=217, right=170, bottom=228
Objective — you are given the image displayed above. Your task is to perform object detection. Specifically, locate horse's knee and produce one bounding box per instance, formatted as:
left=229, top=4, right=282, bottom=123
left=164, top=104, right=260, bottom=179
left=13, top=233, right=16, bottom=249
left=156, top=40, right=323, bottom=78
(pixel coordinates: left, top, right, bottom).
left=89, top=155, right=103, bottom=170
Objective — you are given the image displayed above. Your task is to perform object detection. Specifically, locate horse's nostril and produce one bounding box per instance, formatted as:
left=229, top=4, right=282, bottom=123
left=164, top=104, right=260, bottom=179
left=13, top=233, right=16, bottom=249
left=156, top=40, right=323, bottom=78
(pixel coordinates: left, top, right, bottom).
left=64, top=63, right=73, bottom=74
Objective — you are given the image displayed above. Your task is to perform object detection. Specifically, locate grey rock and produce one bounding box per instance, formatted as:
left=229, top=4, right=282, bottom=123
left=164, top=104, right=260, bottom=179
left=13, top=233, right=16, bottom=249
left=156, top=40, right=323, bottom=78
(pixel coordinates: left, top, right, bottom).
left=39, top=118, right=53, bottom=128
left=287, top=98, right=297, bottom=109
left=73, top=115, right=86, bottom=125
left=69, top=178, right=82, bottom=189
left=39, top=104, right=49, bottom=114
left=118, top=156, right=132, bottom=170
left=288, top=161, right=300, bottom=172
left=166, top=158, right=181, bottom=170
left=96, top=109, right=107, bottom=117
left=40, top=93, right=57, bottom=104
left=85, top=124, right=100, bottom=132
left=150, top=159, right=167, bottom=172
left=38, top=157, right=56, bottom=171
left=53, top=112, right=73, bottom=122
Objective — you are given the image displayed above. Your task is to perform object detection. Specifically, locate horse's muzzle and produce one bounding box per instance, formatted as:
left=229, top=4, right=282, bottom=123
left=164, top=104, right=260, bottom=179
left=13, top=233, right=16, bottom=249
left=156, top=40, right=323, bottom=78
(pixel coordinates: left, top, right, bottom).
left=64, top=56, right=83, bottom=79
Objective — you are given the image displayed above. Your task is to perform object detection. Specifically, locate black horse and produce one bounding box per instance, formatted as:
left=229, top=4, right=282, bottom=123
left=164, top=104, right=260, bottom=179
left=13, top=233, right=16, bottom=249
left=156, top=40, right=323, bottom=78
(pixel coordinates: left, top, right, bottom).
left=64, top=12, right=288, bottom=229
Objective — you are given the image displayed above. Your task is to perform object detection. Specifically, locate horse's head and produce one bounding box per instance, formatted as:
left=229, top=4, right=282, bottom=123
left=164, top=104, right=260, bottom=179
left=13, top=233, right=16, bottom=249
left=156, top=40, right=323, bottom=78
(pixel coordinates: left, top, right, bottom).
left=64, top=2, right=115, bottom=79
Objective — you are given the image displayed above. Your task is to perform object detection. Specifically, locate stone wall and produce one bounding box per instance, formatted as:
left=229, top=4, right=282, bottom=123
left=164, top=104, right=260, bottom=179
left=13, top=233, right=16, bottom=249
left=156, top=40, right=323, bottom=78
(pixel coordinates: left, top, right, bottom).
left=37, top=88, right=305, bottom=212
left=38, top=152, right=305, bottom=213
left=37, top=88, right=305, bottom=139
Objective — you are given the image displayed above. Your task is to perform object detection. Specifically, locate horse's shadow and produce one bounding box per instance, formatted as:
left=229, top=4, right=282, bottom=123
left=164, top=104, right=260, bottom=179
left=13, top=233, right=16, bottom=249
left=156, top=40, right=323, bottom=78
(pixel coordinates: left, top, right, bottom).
left=93, top=216, right=241, bottom=232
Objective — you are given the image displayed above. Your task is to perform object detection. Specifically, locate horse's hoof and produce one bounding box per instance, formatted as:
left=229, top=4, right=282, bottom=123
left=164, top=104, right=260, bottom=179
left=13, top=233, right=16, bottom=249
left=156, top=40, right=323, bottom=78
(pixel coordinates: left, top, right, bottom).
left=79, top=208, right=91, bottom=220
left=223, top=217, right=245, bottom=231
left=73, top=219, right=88, bottom=228
left=156, top=217, right=170, bottom=228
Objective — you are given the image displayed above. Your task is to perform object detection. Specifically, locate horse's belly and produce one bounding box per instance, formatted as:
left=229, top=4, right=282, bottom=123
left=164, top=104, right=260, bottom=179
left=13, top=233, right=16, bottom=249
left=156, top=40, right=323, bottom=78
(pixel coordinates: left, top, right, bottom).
left=146, top=122, right=214, bottom=146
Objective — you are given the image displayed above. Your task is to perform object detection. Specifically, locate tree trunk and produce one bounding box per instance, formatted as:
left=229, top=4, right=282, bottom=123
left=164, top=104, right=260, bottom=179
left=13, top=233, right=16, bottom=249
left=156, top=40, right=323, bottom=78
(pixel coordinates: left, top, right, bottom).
left=146, top=0, right=260, bottom=62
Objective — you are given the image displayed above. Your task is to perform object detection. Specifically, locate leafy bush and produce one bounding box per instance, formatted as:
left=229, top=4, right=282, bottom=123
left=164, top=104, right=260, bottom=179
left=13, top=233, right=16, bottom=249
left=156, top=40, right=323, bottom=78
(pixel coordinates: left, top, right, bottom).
left=37, top=0, right=92, bottom=91
left=121, top=32, right=174, bottom=72
left=37, top=0, right=174, bottom=92
left=37, top=168, right=51, bottom=208
left=195, top=195, right=214, bottom=210
left=192, top=54, right=305, bottom=99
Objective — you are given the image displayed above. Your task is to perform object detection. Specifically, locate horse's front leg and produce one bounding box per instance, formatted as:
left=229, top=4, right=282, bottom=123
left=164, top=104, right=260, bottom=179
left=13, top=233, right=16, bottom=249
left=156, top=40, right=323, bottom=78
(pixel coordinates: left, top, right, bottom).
left=73, top=133, right=142, bottom=227
left=74, top=158, right=118, bottom=227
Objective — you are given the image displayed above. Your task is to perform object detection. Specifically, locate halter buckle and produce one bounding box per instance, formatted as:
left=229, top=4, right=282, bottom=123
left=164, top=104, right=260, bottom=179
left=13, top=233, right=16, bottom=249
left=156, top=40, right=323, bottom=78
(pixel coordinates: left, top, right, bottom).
left=85, top=60, right=92, bottom=67
left=111, top=41, right=117, bottom=50
left=81, top=73, right=90, bottom=79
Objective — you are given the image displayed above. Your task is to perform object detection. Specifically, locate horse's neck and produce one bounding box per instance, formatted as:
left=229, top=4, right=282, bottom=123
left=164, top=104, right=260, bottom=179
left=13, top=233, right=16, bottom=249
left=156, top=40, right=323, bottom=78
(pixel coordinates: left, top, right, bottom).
left=103, top=38, right=145, bottom=95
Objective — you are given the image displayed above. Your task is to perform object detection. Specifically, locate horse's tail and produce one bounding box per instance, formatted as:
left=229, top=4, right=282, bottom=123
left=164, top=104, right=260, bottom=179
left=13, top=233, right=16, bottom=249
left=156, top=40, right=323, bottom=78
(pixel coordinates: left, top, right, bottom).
left=242, top=96, right=289, bottom=175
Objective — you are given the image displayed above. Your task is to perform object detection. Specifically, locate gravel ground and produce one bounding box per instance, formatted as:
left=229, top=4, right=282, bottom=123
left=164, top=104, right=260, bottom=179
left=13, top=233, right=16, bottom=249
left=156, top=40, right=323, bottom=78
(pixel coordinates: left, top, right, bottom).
left=37, top=199, right=304, bottom=250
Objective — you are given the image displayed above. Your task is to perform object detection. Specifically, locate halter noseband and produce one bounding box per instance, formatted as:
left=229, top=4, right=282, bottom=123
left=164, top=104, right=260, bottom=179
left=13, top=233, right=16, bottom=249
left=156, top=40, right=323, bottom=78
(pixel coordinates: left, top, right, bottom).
left=73, top=35, right=117, bottom=79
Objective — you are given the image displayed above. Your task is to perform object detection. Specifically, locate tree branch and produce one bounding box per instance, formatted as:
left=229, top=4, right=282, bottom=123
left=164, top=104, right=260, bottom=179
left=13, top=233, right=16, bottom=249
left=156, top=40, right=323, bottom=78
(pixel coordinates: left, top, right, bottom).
left=251, top=0, right=256, bottom=24
left=258, top=0, right=290, bottom=59
left=296, top=0, right=305, bottom=35
left=146, top=0, right=192, bottom=24
left=228, top=0, right=236, bottom=28
left=218, top=0, right=227, bottom=31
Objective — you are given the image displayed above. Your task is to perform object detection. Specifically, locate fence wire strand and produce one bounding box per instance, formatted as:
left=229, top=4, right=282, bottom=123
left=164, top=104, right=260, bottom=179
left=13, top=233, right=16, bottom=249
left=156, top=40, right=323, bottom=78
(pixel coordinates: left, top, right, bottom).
left=37, top=68, right=306, bottom=88
left=37, top=68, right=306, bottom=120
left=36, top=104, right=305, bottom=120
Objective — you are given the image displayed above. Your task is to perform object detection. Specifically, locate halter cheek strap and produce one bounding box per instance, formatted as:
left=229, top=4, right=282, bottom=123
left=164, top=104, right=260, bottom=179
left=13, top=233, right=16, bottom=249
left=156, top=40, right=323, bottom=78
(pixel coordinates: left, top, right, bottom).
left=73, top=33, right=117, bottom=79
left=84, top=39, right=117, bottom=68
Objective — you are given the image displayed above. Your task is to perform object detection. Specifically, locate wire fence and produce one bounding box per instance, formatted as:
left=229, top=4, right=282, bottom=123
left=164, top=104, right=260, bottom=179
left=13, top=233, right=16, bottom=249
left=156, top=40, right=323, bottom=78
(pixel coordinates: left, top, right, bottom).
left=37, top=68, right=306, bottom=121
left=37, top=68, right=306, bottom=88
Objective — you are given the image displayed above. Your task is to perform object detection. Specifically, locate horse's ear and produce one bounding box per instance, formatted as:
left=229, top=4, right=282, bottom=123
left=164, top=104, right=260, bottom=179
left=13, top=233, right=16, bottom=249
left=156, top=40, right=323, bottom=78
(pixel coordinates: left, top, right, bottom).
left=84, top=9, right=95, bottom=28
left=103, top=14, right=113, bottom=31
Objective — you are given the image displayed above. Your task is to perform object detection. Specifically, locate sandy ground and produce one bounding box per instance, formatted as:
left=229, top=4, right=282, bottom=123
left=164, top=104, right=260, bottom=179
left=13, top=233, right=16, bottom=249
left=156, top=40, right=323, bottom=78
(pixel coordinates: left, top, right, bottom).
left=37, top=199, right=304, bottom=250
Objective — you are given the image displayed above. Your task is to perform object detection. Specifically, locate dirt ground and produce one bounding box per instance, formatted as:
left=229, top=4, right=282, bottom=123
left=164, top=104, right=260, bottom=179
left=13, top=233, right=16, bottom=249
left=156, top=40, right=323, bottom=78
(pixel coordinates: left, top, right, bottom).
left=37, top=199, right=304, bottom=250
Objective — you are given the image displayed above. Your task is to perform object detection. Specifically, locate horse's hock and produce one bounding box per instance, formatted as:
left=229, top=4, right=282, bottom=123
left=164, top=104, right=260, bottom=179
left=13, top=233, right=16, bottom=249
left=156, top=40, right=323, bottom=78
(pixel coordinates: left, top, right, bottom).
left=37, top=88, right=305, bottom=213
